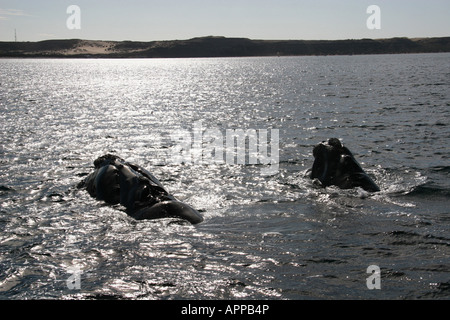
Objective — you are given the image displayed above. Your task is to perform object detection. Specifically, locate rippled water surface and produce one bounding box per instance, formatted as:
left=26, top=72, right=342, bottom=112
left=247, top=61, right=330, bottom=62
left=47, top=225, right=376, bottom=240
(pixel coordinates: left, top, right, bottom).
left=0, top=54, right=449, bottom=299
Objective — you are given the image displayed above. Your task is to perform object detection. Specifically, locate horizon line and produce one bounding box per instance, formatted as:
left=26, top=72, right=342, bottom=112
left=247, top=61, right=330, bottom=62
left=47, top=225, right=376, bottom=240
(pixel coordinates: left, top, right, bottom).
left=2, top=35, right=450, bottom=43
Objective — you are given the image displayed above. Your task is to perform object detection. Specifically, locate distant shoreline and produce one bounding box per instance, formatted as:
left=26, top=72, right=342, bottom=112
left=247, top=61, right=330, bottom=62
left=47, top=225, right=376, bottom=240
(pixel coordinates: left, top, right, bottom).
left=1, top=36, right=449, bottom=58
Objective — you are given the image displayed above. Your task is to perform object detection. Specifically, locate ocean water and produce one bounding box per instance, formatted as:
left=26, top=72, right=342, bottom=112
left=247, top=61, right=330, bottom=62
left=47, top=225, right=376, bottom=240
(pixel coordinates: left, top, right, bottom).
left=0, top=54, right=449, bottom=300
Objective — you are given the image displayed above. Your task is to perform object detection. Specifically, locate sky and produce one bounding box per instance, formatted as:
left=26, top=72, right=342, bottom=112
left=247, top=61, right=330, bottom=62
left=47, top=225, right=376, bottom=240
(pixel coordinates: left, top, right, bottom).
left=0, top=0, right=449, bottom=42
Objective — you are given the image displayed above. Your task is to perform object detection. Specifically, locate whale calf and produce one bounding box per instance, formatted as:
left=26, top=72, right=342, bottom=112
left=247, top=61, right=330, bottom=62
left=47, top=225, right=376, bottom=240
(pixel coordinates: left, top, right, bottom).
left=78, top=154, right=203, bottom=224
left=310, top=138, right=380, bottom=192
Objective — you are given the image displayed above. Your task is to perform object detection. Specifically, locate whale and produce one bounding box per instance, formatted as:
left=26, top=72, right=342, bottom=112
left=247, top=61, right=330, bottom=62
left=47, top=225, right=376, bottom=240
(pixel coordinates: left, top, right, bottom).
left=78, top=154, right=203, bottom=224
left=310, top=138, right=380, bottom=192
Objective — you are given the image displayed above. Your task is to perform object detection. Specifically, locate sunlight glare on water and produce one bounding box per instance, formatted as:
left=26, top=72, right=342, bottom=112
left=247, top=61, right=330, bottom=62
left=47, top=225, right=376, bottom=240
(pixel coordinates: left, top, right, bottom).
left=0, top=54, right=449, bottom=299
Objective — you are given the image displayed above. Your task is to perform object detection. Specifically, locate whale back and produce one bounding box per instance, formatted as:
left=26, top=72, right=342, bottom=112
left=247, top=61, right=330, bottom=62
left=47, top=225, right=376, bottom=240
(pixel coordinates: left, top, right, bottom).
left=80, top=154, right=203, bottom=224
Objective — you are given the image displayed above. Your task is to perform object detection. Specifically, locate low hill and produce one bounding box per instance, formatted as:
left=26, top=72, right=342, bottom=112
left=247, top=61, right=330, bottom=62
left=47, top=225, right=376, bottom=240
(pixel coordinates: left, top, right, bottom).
left=0, top=36, right=449, bottom=58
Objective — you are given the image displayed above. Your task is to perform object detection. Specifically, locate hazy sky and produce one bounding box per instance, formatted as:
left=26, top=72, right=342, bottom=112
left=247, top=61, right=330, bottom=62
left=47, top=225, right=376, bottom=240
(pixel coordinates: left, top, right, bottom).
left=1, top=0, right=449, bottom=42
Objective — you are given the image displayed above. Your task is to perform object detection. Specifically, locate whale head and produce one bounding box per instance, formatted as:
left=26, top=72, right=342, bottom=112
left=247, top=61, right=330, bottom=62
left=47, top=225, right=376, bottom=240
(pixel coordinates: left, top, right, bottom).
left=311, top=138, right=380, bottom=192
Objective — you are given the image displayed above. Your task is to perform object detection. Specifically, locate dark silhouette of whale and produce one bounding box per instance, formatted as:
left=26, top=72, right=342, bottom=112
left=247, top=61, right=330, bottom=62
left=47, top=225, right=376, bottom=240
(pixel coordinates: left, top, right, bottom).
left=78, top=154, right=203, bottom=224
left=310, top=138, right=380, bottom=192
